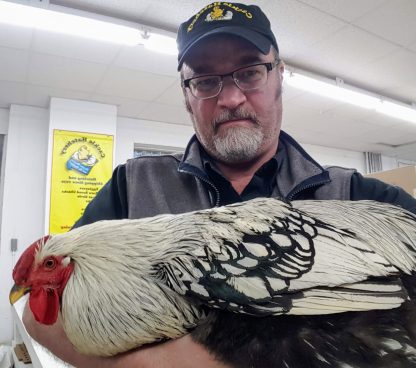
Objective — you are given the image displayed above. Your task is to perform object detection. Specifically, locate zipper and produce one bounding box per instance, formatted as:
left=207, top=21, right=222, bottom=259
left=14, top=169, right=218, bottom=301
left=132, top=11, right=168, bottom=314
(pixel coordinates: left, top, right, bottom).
left=180, top=168, right=327, bottom=205
left=287, top=180, right=330, bottom=201
left=178, top=168, right=221, bottom=207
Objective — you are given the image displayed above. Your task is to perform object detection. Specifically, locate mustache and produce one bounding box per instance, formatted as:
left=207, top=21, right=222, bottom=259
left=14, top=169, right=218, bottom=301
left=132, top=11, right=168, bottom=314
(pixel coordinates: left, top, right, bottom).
left=213, top=108, right=259, bottom=129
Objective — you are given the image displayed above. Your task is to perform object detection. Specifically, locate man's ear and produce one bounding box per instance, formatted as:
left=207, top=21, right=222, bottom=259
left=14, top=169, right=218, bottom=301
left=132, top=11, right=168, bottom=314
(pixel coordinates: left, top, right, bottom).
left=276, top=61, right=285, bottom=95
left=180, top=64, right=194, bottom=115
left=278, top=61, right=285, bottom=79
left=183, top=92, right=193, bottom=114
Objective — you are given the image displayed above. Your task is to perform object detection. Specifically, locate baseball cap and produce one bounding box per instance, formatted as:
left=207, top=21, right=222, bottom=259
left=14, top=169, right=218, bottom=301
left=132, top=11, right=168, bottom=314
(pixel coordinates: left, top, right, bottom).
left=177, top=2, right=278, bottom=70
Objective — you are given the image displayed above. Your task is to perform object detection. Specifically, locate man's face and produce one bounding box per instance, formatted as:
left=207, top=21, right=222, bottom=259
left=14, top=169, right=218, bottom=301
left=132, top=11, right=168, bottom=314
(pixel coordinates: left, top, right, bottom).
left=181, top=35, right=284, bottom=165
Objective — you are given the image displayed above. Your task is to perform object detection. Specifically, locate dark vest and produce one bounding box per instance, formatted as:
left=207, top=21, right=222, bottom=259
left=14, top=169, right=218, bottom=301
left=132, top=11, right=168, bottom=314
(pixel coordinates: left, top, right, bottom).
left=125, top=132, right=356, bottom=219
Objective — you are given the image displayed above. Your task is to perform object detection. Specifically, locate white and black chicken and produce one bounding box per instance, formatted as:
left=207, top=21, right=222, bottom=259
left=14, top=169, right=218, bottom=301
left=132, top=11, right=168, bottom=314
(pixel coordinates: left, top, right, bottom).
left=10, top=198, right=416, bottom=367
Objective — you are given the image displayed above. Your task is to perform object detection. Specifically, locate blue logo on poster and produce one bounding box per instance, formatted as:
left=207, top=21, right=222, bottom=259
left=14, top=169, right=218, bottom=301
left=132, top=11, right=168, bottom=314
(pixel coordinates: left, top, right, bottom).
left=66, top=145, right=98, bottom=175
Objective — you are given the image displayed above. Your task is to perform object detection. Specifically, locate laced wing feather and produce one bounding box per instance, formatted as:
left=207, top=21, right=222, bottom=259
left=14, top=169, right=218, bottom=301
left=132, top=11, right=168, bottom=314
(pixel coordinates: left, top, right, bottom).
left=292, top=200, right=416, bottom=273
left=198, top=207, right=326, bottom=315
left=157, top=198, right=416, bottom=316
left=290, top=280, right=409, bottom=315
left=156, top=201, right=317, bottom=314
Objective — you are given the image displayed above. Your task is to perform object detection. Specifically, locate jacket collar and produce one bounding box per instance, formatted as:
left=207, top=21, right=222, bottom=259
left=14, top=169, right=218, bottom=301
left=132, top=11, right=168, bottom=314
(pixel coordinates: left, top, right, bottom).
left=178, top=131, right=330, bottom=200
left=178, top=135, right=210, bottom=179
left=277, top=131, right=330, bottom=199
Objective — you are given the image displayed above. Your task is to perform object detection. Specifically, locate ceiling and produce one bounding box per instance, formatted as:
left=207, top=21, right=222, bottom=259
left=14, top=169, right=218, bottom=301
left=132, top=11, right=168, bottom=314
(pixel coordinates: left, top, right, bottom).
left=0, top=0, right=416, bottom=160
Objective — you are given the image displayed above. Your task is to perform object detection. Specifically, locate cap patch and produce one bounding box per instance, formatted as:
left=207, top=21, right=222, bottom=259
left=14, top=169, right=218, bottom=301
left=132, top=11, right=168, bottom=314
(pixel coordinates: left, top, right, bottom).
left=187, top=2, right=253, bottom=32
left=206, top=6, right=232, bottom=22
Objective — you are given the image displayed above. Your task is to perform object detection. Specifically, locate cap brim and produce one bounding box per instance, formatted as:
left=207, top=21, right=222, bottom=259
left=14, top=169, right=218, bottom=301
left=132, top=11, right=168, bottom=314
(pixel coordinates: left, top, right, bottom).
left=177, top=26, right=272, bottom=70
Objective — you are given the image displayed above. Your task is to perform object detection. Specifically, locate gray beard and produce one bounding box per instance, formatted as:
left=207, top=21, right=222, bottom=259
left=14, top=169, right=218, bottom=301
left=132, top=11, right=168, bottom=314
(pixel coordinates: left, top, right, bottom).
left=212, top=126, right=264, bottom=164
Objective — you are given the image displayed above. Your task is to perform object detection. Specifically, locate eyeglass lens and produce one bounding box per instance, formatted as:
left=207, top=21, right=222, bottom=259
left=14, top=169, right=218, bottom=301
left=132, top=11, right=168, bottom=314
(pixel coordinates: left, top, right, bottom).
left=189, top=63, right=270, bottom=99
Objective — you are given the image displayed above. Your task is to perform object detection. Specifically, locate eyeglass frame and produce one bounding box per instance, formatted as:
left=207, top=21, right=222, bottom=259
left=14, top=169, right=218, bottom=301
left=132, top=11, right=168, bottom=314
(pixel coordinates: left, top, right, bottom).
left=182, top=59, right=281, bottom=100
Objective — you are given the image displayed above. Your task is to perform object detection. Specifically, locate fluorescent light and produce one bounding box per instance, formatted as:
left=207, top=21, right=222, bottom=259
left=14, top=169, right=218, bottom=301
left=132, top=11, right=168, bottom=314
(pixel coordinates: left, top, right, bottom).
left=142, top=33, right=178, bottom=55
left=377, top=101, right=416, bottom=124
left=0, top=1, right=141, bottom=45
left=284, top=69, right=416, bottom=124
left=0, top=0, right=178, bottom=54
left=284, top=72, right=380, bottom=110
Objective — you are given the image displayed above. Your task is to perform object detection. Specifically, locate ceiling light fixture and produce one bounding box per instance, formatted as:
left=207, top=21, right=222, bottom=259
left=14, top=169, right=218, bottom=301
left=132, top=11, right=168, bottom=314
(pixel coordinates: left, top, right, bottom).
left=284, top=69, right=416, bottom=124
left=0, top=0, right=177, bottom=54
left=140, top=30, right=178, bottom=55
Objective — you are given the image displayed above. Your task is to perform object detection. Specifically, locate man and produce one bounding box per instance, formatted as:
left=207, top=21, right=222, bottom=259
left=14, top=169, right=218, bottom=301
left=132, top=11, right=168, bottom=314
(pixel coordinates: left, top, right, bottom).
left=22, top=2, right=416, bottom=368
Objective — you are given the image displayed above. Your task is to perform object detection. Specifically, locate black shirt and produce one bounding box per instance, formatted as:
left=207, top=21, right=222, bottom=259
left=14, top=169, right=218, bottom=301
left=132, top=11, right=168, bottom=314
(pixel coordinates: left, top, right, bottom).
left=201, top=147, right=279, bottom=206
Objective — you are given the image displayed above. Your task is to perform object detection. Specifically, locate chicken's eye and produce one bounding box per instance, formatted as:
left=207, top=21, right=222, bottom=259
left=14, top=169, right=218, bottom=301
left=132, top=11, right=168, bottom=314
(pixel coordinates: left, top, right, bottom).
left=43, top=258, right=56, bottom=270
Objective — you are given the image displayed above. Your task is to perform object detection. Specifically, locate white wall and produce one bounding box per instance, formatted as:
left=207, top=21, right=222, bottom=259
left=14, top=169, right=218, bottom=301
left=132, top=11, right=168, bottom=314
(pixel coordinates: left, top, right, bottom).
left=382, top=156, right=401, bottom=171
left=115, top=117, right=194, bottom=165
left=115, top=119, right=368, bottom=172
left=297, top=142, right=416, bottom=174
left=0, top=105, right=49, bottom=343
left=382, top=156, right=416, bottom=171
left=0, top=108, right=9, bottom=134
left=301, top=142, right=366, bottom=173
left=0, top=107, right=9, bottom=217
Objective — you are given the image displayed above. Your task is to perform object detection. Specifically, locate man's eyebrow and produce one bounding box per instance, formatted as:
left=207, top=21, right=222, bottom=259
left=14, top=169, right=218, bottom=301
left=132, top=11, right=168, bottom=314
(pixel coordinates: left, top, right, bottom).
left=187, top=66, right=209, bottom=75
left=238, top=55, right=265, bottom=65
left=186, top=55, right=266, bottom=77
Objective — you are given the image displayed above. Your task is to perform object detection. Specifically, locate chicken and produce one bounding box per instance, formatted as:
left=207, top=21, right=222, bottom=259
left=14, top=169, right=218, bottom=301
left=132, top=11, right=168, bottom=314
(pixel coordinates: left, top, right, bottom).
left=10, top=198, right=416, bottom=367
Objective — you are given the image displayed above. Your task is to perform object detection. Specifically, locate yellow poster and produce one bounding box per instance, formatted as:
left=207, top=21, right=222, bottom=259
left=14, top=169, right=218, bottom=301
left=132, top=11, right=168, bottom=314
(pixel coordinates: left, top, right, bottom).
left=49, top=130, right=114, bottom=234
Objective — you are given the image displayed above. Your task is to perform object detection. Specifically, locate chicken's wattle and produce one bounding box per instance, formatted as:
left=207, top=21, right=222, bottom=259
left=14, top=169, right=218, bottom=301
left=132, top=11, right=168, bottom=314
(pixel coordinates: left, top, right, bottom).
left=29, top=287, right=60, bottom=325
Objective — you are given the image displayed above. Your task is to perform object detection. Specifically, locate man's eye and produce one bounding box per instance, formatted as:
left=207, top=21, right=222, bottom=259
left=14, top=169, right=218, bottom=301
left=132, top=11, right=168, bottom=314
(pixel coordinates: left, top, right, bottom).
left=238, top=68, right=261, bottom=80
left=193, top=77, right=218, bottom=90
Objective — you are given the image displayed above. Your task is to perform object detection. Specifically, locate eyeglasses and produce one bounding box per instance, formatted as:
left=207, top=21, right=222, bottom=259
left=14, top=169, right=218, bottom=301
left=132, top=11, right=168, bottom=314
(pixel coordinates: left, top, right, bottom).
left=182, top=60, right=280, bottom=100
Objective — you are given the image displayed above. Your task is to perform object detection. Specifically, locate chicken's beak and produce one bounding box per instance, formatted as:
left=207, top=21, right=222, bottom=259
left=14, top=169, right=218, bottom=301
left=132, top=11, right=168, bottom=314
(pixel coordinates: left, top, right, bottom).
left=9, top=284, right=31, bottom=305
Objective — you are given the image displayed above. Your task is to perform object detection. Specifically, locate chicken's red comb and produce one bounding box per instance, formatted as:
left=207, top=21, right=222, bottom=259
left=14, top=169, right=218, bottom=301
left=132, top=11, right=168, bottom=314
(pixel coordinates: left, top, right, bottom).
left=13, top=235, right=50, bottom=284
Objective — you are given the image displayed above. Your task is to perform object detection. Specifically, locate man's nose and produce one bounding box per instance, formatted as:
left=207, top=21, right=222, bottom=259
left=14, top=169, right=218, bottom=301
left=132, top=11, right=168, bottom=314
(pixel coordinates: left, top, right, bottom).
left=217, top=77, right=247, bottom=109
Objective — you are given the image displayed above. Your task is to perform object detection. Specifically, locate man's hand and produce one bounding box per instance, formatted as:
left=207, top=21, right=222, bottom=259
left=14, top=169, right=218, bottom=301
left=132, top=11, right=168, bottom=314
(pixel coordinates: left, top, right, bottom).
left=22, top=302, right=229, bottom=368
left=22, top=302, right=114, bottom=368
